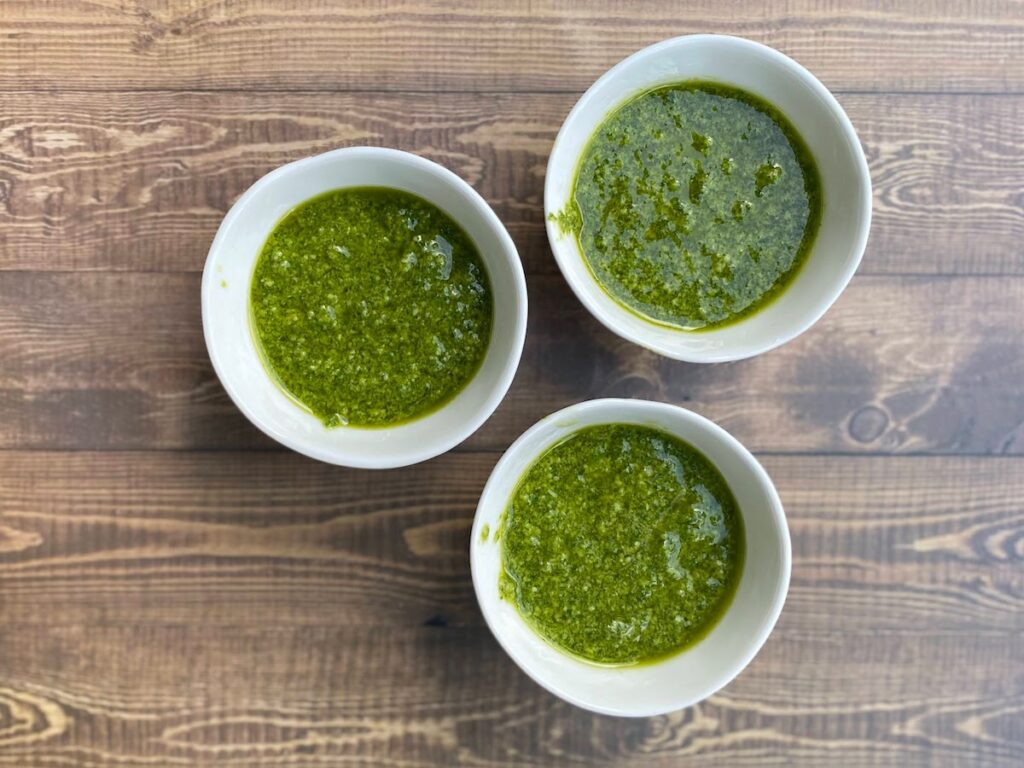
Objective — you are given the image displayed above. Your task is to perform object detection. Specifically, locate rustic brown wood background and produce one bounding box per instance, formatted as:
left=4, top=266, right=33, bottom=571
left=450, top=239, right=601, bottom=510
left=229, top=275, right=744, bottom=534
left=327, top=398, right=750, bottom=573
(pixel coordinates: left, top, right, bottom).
left=1, top=1, right=1022, bottom=766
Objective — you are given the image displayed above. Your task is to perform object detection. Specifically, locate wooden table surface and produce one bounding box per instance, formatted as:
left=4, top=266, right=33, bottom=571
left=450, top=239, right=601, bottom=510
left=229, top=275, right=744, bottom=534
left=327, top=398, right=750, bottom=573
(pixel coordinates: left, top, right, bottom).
left=1, top=2, right=1022, bottom=766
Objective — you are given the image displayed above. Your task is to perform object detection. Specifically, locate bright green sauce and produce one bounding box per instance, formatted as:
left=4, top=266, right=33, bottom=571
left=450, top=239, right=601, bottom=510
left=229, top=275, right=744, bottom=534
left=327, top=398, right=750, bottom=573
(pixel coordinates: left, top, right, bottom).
left=567, top=81, right=822, bottom=330
left=250, top=187, right=492, bottom=427
left=499, top=424, right=744, bottom=665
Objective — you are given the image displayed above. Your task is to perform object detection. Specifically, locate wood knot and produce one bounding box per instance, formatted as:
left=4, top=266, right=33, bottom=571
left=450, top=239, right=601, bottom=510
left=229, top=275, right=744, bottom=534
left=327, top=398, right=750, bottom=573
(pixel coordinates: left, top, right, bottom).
left=402, top=518, right=471, bottom=557
left=0, top=524, right=43, bottom=554
left=848, top=405, right=890, bottom=443
left=0, top=689, right=68, bottom=747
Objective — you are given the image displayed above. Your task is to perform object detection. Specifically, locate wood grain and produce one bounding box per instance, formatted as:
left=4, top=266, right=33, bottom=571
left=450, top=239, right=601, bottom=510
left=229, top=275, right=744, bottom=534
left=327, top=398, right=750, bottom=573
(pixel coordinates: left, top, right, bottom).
left=0, top=272, right=1021, bottom=454
left=2, top=0, right=1023, bottom=94
left=0, top=627, right=1020, bottom=767
left=0, top=451, right=1021, bottom=633
left=3, top=1, right=1023, bottom=765
left=0, top=451, right=1021, bottom=766
left=1, top=91, right=1021, bottom=275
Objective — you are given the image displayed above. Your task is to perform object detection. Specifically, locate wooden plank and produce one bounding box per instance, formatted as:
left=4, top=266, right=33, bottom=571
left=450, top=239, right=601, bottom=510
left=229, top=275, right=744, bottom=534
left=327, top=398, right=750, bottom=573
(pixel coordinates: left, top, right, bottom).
left=1, top=0, right=1022, bottom=94
left=0, top=451, right=1021, bottom=766
left=0, top=451, right=1021, bottom=633
left=0, top=92, right=1021, bottom=275
left=0, top=626, right=1020, bottom=767
left=0, top=272, right=1021, bottom=454
left=3, top=3, right=1021, bottom=767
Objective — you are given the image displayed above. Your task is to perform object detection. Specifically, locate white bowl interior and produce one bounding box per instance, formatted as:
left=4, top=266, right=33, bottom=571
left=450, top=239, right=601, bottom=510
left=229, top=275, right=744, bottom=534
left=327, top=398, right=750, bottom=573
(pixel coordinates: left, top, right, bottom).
left=545, top=35, right=871, bottom=362
left=202, top=147, right=526, bottom=468
left=471, top=399, right=790, bottom=716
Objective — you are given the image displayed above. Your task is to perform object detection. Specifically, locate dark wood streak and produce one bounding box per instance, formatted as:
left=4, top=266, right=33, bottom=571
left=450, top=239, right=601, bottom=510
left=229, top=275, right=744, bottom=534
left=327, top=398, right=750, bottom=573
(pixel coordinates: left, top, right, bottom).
left=0, top=272, right=1021, bottom=454
left=0, top=92, right=1021, bottom=275
left=0, top=451, right=1021, bottom=635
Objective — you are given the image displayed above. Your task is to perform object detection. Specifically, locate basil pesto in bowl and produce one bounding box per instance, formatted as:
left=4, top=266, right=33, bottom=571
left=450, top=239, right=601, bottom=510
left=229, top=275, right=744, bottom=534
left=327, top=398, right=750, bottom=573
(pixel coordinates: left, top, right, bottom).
left=250, top=186, right=493, bottom=429
left=564, top=81, right=822, bottom=331
left=471, top=399, right=790, bottom=717
left=498, top=422, right=745, bottom=666
left=202, top=147, right=527, bottom=468
left=545, top=35, right=871, bottom=362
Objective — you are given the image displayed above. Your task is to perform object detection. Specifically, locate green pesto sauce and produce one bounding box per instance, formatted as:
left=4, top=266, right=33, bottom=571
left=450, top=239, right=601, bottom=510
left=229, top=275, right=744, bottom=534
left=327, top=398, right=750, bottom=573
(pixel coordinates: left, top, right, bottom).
left=250, top=187, right=492, bottom=427
left=569, top=81, right=822, bottom=330
left=499, top=424, right=744, bottom=665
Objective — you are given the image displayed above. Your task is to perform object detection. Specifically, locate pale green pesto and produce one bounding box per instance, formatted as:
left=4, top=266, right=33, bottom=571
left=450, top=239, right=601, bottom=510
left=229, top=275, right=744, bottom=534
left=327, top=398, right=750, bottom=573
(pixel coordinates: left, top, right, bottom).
left=567, top=80, right=822, bottom=330
left=499, top=424, right=744, bottom=665
left=250, top=187, right=492, bottom=427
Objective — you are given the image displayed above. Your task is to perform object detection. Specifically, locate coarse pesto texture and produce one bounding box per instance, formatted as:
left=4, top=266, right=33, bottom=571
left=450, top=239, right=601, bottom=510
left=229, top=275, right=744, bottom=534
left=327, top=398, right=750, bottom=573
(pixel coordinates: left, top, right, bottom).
left=499, top=424, right=744, bottom=665
left=250, top=187, right=492, bottom=427
left=570, top=81, right=822, bottom=330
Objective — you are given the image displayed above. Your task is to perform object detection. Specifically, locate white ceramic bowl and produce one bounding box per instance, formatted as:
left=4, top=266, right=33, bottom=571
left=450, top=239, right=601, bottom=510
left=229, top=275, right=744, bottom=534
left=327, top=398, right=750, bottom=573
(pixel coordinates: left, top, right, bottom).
left=544, top=35, right=872, bottom=362
left=471, top=398, right=790, bottom=716
left=202, top=147, right=527, bottom=468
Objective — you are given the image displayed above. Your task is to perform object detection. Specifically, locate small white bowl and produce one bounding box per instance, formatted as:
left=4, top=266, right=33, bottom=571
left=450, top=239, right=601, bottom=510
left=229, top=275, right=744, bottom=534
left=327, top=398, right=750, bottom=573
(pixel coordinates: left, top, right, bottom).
left=202, top=147, right=527, bottom=468
left=544, top=35, right=872, bottom=362
left=471, top=398, right=790, bottom=716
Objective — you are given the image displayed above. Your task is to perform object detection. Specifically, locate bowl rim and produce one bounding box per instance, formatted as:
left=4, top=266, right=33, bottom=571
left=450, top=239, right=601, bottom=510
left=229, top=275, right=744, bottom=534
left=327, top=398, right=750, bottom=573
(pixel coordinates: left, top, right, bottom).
left=543, top=34, right=873, bottom=363
left=201, top=146, right=528, bottom=468
left=470, top=398, right=792, bottom=716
